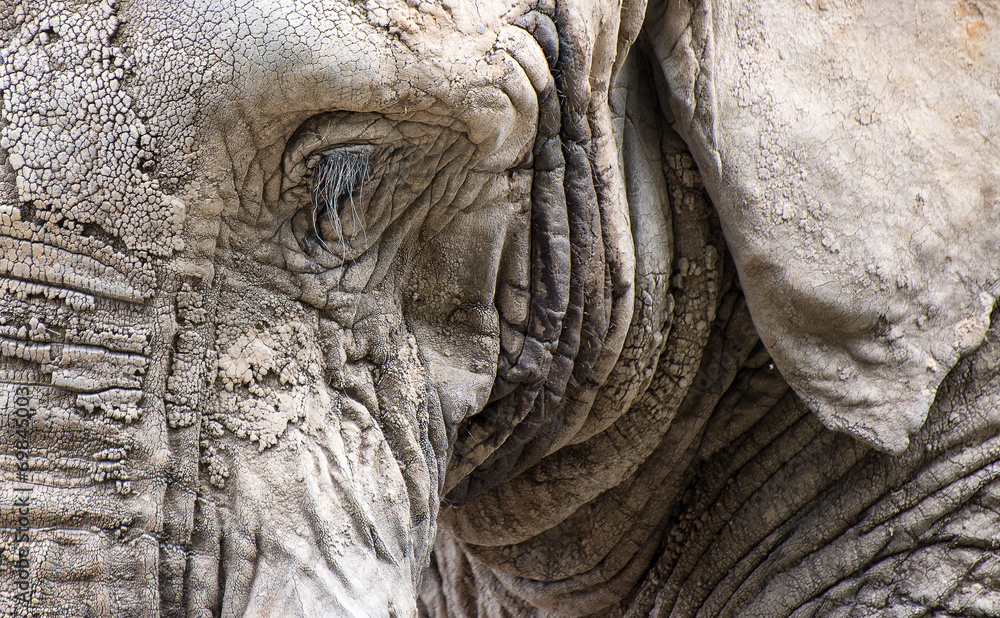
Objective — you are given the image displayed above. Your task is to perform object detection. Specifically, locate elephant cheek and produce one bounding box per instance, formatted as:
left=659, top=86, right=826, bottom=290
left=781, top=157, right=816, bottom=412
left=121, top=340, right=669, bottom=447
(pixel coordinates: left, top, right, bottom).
left=190, top=330, right=437, bottom=616
left=211, top=393, right=422, bottom=617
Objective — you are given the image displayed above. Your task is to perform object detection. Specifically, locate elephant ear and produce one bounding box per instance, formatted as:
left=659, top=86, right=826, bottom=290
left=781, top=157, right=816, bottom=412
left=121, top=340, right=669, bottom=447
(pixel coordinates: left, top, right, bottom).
left=644, top=0, right=1000, bottom=454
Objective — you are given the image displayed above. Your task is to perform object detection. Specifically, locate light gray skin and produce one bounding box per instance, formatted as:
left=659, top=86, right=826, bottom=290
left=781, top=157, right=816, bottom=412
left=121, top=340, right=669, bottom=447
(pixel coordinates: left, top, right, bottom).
left=2, top=0, right=1000, bottom=616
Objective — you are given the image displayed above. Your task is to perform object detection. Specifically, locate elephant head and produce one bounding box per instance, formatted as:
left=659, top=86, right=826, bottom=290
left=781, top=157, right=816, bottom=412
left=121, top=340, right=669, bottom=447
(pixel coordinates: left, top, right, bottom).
left=0, top=0, right=644, bottom=613
left=2, top=0, right=1000, bottom=616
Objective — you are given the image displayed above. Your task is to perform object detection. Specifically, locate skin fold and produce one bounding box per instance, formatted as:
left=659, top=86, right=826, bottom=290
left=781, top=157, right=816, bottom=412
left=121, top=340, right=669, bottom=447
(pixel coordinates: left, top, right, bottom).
left=1, top=0, right=999, bottom=616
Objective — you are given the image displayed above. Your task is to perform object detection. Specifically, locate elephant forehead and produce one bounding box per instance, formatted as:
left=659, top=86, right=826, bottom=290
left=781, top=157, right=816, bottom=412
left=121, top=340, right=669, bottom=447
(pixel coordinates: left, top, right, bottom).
left=150, top=0, right=542, bottom=169
left=709, top=1, right=1000, bottom=454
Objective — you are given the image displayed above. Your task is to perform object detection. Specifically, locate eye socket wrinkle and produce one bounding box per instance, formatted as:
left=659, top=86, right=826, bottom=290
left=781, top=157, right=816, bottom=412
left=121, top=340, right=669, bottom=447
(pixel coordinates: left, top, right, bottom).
left=310, top=147, right=373, bottom=254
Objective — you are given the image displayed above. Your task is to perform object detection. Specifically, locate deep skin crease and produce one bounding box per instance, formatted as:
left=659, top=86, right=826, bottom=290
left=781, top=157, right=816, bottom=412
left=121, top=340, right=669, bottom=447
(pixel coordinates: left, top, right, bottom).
left=4, top=0, right=1000, bottom=616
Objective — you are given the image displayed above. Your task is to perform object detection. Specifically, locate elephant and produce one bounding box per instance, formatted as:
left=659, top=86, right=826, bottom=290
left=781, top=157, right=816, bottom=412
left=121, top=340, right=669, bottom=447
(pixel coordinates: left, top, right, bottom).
left=2, top=0, right=1000, bottom=615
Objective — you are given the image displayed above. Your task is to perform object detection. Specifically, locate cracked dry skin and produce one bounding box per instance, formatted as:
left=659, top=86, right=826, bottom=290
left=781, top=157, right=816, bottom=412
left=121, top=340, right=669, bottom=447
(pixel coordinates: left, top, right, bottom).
left=2, top=0, right=1000, bottom=616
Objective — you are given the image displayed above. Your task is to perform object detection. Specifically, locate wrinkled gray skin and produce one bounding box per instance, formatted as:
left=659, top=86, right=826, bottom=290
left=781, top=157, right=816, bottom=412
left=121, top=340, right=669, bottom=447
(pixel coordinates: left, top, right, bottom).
left=2, top=0, right=1000, bottom=615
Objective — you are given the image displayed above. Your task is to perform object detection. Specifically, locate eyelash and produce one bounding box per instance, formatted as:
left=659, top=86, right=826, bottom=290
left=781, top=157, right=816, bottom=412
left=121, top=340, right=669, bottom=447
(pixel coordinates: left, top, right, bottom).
left=308, top=148, right=373, bottom=253
left=286, top=144, right=381, bottom=263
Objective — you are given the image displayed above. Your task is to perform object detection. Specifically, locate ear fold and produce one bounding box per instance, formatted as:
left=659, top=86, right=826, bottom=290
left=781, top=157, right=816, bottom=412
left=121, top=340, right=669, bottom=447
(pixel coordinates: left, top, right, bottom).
left=444, top=0, right=644, bottom=506
left=431, top=22, right=722, bottom=612
left=644, top=0, right=1000, bottom=454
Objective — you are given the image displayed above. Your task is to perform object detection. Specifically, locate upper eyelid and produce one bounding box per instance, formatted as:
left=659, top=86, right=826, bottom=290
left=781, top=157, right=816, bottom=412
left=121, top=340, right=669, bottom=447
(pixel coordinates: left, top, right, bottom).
left=310, top=148, right=374, bottom=201
left=307, top=144, right=378, bottom=168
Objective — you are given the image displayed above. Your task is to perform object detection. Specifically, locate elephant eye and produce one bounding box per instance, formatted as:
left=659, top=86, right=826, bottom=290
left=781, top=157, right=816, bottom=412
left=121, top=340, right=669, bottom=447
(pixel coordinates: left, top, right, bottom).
left=291, top=145, right=374, bottom=258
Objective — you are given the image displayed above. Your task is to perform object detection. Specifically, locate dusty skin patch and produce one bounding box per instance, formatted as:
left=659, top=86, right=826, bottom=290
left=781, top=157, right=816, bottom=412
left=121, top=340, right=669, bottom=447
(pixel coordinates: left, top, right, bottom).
left=213, top=320, right=325, bottom=450
left=956, top=0, right=991, bottom=60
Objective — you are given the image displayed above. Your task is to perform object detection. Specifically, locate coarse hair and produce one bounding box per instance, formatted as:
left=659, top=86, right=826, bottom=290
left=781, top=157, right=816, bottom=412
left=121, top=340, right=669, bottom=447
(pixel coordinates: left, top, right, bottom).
left=310, top=147, right=372, bottom=254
